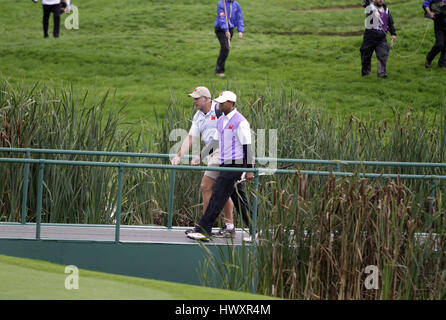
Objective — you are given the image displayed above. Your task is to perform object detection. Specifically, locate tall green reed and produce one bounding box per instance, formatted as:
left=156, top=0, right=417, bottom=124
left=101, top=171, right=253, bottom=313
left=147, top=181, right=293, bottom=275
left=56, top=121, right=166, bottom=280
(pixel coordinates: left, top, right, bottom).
left=200, top=174, right=445, bottom=299
left=0, top=80, right=159, bottom=224
left=1, top=81, right=444, bottom=225
left=198, top=241, right=257, bottom=293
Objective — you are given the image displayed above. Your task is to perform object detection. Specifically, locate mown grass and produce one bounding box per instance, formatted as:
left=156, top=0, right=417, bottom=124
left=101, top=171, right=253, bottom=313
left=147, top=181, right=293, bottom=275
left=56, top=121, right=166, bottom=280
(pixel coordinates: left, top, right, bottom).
left=0, top=0, right=445, bottom=127
left=1, top=0, right=446, bottom=300
left=0, top=254, right=277, bottom=299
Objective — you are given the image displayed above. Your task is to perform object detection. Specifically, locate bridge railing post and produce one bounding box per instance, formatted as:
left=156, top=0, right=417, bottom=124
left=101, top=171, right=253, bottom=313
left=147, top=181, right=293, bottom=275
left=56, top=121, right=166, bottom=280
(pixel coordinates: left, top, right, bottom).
left=21, top=149, right=31, bottom=225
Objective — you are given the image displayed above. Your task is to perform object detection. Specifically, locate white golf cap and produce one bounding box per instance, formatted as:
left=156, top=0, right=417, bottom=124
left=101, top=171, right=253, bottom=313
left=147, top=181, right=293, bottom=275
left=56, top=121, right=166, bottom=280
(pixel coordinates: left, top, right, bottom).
left=188, top=86, right=211, bottom=99
left=215, top=91, right=237, bottom=103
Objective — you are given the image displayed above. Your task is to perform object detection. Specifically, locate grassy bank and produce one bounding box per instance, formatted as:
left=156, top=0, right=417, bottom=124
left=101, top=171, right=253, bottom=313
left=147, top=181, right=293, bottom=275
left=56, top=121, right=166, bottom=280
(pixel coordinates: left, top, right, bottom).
left=0, top=0, right=445, bottom=125
left=0, top=254, right=276, bottom=299
left=2, top=0, right=446, bottom=299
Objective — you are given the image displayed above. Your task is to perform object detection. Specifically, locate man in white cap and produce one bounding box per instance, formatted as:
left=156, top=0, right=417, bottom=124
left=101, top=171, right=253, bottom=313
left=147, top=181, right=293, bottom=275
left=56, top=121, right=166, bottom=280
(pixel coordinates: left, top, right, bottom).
left=187, top=91, right=255, bottom=242
left=171, top=86, right=236, bottom=237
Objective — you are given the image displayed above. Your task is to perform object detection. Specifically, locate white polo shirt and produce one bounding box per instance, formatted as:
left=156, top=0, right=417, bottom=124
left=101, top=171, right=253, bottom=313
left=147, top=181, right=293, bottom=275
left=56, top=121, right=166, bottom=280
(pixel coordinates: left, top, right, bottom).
left=39, top=0, right=70, bottom=5
left=189, top=101, right=221, bottom=146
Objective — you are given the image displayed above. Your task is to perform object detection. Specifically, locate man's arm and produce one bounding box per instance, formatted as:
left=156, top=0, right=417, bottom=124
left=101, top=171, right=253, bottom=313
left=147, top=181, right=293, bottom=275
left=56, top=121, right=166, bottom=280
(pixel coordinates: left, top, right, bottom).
left=236, top=2, right=244, bottom=37
left=216, top=1, right=229, bottom=31
left=242, top=144, right=254, bottom=180
left=425, top=7, right=436, bottom=19
left=171, top=135, right=194, bottom=165
left=242, top=144, right=254, bottom=168
left=423, top=1, right=436, bottom=19
left=236, top=120, right=254, bottom=180
left=66, top=0, right=72, bottom=11
left=388, top=11, right=397, bottom=37
left=216, top=1, right=232, bottom=40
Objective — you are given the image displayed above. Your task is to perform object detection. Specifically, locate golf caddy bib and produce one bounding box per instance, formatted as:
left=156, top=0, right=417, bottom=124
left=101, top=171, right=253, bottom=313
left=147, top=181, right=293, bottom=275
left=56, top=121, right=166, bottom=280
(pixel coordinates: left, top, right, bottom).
left=217, top=111, right=246, bottom=165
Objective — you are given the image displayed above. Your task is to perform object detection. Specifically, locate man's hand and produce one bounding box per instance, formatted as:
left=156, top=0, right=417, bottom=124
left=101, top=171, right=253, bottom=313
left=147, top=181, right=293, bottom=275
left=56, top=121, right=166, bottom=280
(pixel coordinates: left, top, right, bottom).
left=238, top=32, right=243, bottom=39
left=66, top=5, right=72, bottom=13
left=190, top=156, right=201, bottom=166
left=171, top=155, right=181, bottom=165
left=391, top=35, right=396, bottom=46
left=225, top=31, right=231, bottom=40
left=245, top=172, right=254, bottom=181
left=426, top=7, right=435, bottom=19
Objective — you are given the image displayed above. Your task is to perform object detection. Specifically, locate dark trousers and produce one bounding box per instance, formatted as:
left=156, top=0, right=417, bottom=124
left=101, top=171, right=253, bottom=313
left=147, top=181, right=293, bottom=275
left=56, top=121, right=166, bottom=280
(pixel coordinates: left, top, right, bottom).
left=197, top=164, right=252, bottom=235
left=426, top=22, right=446, bottom=67
left=360, top=30, right=390, bottom=76
left=215, top=28, right=234, bottom=74
left=43, top=4, right=61, bottom=37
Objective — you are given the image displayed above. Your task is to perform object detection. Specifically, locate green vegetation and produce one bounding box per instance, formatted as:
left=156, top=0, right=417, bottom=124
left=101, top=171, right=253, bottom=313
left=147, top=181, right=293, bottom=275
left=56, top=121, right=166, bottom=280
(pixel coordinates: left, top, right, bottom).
left=0, top=254, right=276, bottom=299
left=1, top=0, right=445, bottom=300
left=200, top=174, right=445, bottom=299
left=1, top=81, right=444, bottom=225
left=1, top=82, right=445, bottom=300
left=0, top=0, right=445, bottom=125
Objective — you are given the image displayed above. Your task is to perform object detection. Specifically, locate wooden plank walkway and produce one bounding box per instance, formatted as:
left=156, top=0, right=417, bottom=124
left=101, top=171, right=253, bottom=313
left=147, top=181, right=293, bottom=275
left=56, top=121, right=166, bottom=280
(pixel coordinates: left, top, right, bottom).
left=0, top=223, right=248, bottom=245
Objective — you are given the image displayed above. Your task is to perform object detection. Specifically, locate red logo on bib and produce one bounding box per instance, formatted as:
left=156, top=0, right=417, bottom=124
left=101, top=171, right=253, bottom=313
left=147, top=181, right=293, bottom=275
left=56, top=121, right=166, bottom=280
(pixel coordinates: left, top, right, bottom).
left=229, top=125, right=233, bottom=130
left=212, top=116, right=216, bottom=120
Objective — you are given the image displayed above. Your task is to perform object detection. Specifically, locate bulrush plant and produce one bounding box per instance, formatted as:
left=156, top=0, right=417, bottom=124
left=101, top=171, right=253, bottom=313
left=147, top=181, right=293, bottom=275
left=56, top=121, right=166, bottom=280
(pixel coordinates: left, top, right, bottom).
left=194, top=88, right=445, bottom=299
left=219, top=174, right=445, bottom=299
left=0, top=80, right=161, bottom=224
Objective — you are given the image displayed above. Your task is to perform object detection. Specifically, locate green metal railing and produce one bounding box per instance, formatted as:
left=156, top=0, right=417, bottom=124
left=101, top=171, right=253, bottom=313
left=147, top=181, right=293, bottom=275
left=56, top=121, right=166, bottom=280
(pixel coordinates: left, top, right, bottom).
left=0, top=157, right=260, bottom=242
left=0, top=147, right=445, bottom=243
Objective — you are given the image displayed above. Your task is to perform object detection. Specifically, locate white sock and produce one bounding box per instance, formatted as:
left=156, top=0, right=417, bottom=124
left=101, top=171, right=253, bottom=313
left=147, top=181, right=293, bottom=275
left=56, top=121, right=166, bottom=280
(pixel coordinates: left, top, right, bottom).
left=225, top=223, right=234, bottom=230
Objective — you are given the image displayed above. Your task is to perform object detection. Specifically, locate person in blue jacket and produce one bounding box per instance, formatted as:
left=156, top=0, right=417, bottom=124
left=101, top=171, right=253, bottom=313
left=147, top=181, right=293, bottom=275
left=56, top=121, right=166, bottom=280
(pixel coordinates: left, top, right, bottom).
left=423, top=0, right=446, bottom=68
left=214, top=0, right=244, bottom=77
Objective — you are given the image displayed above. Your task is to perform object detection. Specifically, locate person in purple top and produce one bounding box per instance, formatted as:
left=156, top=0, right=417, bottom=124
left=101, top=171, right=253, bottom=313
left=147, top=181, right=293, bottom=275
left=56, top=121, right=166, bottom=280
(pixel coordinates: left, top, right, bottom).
left=187, top=91, right=255, bottom=242
left=360, top=0, right=397, bottom=78
left=214, top=0, right=245, bottom=77
left=423, top=0, right=446, bottom=68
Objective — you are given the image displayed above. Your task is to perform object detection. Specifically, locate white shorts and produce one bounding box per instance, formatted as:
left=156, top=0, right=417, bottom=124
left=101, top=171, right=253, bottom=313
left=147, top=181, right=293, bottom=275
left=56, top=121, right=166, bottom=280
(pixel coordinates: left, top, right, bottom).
left=204, top=152, right=220, bottom=180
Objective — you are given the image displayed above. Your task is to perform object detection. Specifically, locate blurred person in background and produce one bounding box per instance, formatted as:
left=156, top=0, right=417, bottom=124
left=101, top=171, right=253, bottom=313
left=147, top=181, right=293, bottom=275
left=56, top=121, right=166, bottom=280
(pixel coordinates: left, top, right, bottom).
left=423, top=0, right=446, bottom=69
left=360, top=0, right=396, bottom=78
left=33, top=0, right=71, bottom=38
left=214, top=0, right=244, bottom=77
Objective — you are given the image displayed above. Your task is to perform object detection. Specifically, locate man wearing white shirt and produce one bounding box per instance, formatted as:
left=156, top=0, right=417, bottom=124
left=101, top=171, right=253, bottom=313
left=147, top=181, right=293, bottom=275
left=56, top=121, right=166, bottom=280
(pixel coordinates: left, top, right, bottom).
left=171, top=87, right=235, bottom=237
left=33, top=0, right=71, bottom=38
left=187, top=91, right=255, bottom=242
